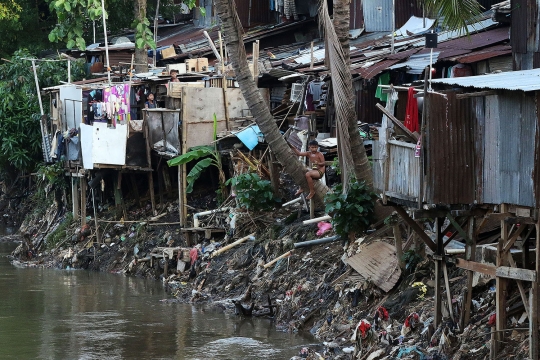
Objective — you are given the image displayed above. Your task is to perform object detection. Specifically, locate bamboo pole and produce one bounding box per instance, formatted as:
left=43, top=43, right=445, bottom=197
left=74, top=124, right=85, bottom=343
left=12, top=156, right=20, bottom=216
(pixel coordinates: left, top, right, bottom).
left=263, top=250, right=293, bottom=269
left=212, top=233, right=256, bottom=257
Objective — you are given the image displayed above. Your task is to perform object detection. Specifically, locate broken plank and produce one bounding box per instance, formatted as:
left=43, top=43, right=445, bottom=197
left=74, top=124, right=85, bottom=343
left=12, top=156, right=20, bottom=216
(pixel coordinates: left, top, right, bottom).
left=375, top=103, right=419, bottom=142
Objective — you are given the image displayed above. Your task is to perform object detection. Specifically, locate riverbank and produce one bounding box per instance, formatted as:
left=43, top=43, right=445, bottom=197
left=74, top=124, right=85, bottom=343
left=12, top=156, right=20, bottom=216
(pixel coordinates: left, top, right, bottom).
left=6, top=181, right=533, bottom=360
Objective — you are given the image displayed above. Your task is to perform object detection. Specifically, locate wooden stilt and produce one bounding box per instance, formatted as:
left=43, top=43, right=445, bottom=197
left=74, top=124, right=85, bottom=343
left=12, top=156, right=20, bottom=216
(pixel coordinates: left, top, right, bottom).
left=157, top=163, right=164, bottom=206
left=496, top=204, right=508, bottom=353
left=162, top=165, right=172, bottom=193
left=462, top=216, right=476, bottom=328
left=148, top=172, right=156, bottom=216
left=530, top=219, right=540, bottom=359
left=434, top=217, right=443, bottom=328
left=442, top=261, right=454, bottom=321
left=309, top=198, right=314, bottom=219
left=130, top=175, right=141, bottom=208
left=80, top=176, right=87, bottom=226
left=392, top=206, right=436, bottom=252
left=72, top=177, right=79, bottom=221
left=178, top=165, right=185, bottom=227
left=163, top=255, right=168, bottom=278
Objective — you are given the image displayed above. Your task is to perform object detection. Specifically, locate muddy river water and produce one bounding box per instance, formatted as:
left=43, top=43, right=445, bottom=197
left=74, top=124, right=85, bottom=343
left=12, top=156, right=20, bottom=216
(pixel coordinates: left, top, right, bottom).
left=0, top=241, right=314, bottom=359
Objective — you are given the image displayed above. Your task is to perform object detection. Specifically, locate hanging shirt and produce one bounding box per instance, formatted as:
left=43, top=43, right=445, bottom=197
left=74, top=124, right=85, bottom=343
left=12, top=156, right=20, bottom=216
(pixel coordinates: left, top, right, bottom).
left=309, top=81, right=324, bottom=101
left=375, top=73, right=390, bottom=102
left=404, top=87, right=419, bottom=133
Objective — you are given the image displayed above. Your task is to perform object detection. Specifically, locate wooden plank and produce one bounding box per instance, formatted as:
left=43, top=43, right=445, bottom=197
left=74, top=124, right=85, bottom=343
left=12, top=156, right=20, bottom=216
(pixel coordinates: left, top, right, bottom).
left=434, top=218, right=443, bottom=328
left=80, top=177, right=87, bottom=226
left=345, top=242, right=401, bottom=292
left=507, top=253, right=530, bottom=319
left=393, top=223, right=404, bottom=270
left=442, top=261, right=454, bottom=321
left=505, top=216, right=536, bottom=225
left=72, top=178, right=79, bottom=221
left=392, top=205, right=436, bottom=252
left=496, top=266, right=537, bottom=282
left=503, top=224, right=527, bottom=252
left=376, top=103, right=419, bottom=142
left=388, top=139, right=417, bottom=149
left=455, top=258, right=496, bottom=276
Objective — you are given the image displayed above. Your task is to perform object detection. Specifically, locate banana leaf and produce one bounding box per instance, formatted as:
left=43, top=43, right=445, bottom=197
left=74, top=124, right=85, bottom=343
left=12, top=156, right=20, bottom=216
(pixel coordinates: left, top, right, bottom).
left=167, top=146, right=214, bottom=167
left=186, top=158, right=214, bottom=193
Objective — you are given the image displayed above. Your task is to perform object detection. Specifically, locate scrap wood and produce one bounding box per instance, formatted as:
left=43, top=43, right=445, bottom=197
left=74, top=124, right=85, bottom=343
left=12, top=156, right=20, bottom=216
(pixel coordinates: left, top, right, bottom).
left=235, top=150, right=271, bottom=178
left=263, top=250, right=293, bottom=269
left=344, top=242, right=401, bottom=292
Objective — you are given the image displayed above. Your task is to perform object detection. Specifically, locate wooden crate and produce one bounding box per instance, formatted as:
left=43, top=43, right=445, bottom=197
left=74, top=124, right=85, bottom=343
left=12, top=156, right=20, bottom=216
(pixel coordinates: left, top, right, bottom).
left=185, top=59, right=198, bottom=72
left=197, top=58, right=209, bottom=71
left=161, top=46, right=176, bottom=59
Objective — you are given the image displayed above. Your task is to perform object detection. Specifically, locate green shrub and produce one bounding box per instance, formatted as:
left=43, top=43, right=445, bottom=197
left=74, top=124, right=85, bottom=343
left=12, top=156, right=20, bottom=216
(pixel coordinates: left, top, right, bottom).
left=46, top=213, right=73, bottom=249
left=324, top=181, right=377, bottom=239
left=226, top=173, right=280, bottom=211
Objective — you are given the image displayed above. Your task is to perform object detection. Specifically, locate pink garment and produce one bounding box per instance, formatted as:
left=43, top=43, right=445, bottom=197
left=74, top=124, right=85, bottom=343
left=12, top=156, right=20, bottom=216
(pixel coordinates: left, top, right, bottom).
left=316, top=221, right=332, bottom=236
left=189, top=248, right=198, bottom=264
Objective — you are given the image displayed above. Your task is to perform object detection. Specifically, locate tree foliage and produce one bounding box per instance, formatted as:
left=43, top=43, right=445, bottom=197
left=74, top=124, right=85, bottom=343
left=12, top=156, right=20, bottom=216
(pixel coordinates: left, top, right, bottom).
left=0, top=49, right=85, bottom=175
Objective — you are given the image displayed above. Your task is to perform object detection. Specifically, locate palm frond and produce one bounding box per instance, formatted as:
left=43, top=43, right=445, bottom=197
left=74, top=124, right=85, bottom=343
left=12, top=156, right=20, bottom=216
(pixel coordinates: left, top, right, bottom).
left=423, top=0, right=483, bottom=34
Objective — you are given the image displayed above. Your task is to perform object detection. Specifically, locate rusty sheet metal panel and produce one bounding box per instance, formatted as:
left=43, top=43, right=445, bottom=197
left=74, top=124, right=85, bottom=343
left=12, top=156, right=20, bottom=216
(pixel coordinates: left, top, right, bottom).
left=356, top=86, right=382, bottom=125
left=362, top=0, right=392, bottom=32
left=387, top=141, right=420, bottom=201
left=482, top=95, right=501, bottom=205
left=235, top=0, right=271, bottom=28
left=425, top=91, right=476, bottom=205
left=473, top=97, right=485, bottom=203
left=511, top=0, right=527, bottom=54
left=498, top=92, right=536, bottom=207
left=350, top=0, right=364, bottom=29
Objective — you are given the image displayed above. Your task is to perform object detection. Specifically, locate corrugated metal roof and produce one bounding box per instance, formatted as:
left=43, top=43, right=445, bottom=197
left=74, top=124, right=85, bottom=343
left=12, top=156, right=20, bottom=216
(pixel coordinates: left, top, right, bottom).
left=351, top=59, right=401, bottom=78
left=455, top=44, right=512, bottom=63
left=431, top=68, right=540, bottom=91
left=388, top=52, right=440, bottom=74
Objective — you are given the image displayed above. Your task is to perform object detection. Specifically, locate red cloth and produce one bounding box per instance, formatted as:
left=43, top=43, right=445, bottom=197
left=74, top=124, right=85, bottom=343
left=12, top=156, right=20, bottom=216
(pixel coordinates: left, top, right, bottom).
left=377, top=306, right=389, bottom=321
left=358, top=320, right=371, bottom=338
left=189, top=248, right=198, bottom=264
left=404, top=87, right=419, bottom=133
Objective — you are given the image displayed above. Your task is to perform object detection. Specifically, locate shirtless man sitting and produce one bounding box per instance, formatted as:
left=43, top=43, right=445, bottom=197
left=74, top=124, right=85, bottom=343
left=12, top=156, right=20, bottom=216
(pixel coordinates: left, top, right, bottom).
left=289, top=139, right=326, bottom=200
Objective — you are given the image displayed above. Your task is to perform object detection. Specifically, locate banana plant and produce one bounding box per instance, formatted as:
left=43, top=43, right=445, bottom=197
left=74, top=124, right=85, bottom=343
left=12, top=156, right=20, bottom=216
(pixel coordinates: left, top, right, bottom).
left=167, top=114, right=225, bottom=193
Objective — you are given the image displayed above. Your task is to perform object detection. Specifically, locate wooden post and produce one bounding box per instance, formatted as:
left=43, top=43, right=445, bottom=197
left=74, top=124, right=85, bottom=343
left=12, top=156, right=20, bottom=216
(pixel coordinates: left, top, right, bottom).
left=148, top=172, right=156, bottom=216
left=218, top=31, right=230, bottom=131
left=309, top=199, right=314, bottom=219
left=310, top=41, right=314, bottom=69
left=72, top=177, right=79, bottom=221
left=163, top=255, right=168, bottom=278
left=462, top=216, right=476, bottom=328
left=496, top=204, right=508, bottom=353
left=393, top=222, right=404, bottom=270
left=442, top=261, right=454, bottom=321
left=80, top=176, right=87, bottom=226
left=252, top=40, right=259, bottom=87
left=130, top=174, right=141, bottom=208
left=178, top=165, right=185, bottom=227
left=434, top=217, right=443, bottom=328
left=530, top=218, right=540, bottom=359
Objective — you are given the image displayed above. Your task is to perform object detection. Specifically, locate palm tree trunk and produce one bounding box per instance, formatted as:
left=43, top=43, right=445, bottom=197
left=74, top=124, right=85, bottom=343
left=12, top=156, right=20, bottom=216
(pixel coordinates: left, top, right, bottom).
left=327, top=0, right=373, bottom=187
left=134, top=0, right=148, bottom=73
left=215, top=0, right=328, bottom=201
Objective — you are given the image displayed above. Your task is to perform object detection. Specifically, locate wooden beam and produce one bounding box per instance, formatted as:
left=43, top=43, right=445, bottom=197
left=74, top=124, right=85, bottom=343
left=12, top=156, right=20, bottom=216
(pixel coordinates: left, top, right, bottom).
left=392, top=206, right=436, bottom=252
left=530, top=220, right=540, bottom=359
left=72, top=177, right=79, bottom=221
left=505, top=216, right=536, bottom=225
left=447, top=213, right=471, bottom=244
left=455, top=258, right=496, bottom=276
left=442, top=262, right=454, bottom=321
left=80, top=177, right=87, bottom=226
left=503, top=224, right=527, bottom=253
left=496, top=266, right=537, bottom=282
left=461, top=216, right=476, bottom=329
left=507, top=253, right=530, bottom=319
left=496, top=204, right=508, bottom=348
left=434, top=218, right=443, bottom=328
left=376, top=103, right=419, bottom=142
left=455, top=90, right=497, bottom=99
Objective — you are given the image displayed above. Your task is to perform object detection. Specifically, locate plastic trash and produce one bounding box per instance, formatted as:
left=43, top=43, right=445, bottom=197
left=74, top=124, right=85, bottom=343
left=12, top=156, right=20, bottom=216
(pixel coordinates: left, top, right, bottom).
left=316, top=221, right=332, bottom=236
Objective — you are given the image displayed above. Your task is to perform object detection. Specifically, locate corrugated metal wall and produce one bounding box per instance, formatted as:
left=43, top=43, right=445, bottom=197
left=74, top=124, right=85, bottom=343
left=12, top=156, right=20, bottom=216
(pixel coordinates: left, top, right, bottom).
left=355, top=85, right=382, bottom=124
left=510, top=0, right=527, bottom=54
left=235, top=0, right=271, bottom=27
left=349, top=0, right=364, bottom=29
left=425, top=91, right=476, bottom=204
left=533, top=93, right=540, bottom=206
left=362, top=0, right=392, bottom=32
left=387, top=141, right=420, bottom=200
left=482, top=95, right=501, bottom=204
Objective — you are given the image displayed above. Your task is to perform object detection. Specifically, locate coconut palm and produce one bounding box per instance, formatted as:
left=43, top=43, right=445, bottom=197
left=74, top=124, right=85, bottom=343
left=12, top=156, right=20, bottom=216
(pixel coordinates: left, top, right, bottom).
left=214, top=0, right=329, bottom=201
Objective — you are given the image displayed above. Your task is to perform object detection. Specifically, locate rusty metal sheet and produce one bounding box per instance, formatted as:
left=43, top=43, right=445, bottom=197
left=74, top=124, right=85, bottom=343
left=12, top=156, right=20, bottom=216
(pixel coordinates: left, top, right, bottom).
left=425, top=91, right=476, bottom=205
left=394, top=0, right=423, bottom=29
left=345, top=242, right=401, bottom=292
left=451, top=44, right=511, bottom=63
left=235, top=0, right=271, bottom=28
left=511, top=0, right=527, bottom=54
left=436, top=26, right=509, bottom=50
left=534, top=92, right=540, bottom=206
left=351, top=59, right=401, bottom=79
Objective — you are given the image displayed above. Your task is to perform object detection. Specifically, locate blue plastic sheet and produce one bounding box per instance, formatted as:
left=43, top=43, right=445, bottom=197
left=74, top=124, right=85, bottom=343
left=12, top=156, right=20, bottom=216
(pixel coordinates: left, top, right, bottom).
left=234, top=125, right=263, bottom=150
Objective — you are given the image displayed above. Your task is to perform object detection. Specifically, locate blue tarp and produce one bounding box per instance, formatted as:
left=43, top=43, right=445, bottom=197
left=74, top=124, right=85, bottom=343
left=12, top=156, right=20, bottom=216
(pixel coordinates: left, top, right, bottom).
left=233, top=125, right=263, bottom=150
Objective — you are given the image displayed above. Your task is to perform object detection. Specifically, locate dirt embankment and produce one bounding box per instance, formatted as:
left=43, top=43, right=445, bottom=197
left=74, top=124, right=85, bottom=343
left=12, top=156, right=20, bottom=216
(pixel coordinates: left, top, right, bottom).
left=7, top=181, right=532, bottom=360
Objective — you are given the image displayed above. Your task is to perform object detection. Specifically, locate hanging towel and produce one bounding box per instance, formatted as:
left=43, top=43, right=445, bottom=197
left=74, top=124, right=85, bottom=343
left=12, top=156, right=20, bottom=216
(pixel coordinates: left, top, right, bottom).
left=375, top=73, right=390, bottom=102
left=404, top=87, right=419, bottom=133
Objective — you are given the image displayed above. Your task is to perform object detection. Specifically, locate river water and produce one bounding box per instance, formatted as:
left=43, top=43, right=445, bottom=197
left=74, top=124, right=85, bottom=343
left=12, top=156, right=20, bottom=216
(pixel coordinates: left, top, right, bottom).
left=0, top=241, right=313, bottom=359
